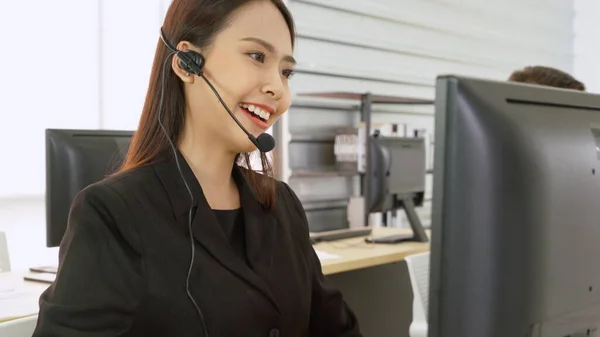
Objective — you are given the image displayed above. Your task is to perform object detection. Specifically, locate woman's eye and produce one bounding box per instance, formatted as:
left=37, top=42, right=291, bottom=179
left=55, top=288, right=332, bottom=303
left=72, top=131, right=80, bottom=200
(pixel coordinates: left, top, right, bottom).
left=282, top=69, right=295, bottom=79
left=248, top=52, right=266, bottom=63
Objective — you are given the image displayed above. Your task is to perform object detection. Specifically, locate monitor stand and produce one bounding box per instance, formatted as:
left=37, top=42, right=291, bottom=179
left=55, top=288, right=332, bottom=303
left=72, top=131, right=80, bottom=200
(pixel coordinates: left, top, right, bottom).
left=366, top=195, right=429, bottom=244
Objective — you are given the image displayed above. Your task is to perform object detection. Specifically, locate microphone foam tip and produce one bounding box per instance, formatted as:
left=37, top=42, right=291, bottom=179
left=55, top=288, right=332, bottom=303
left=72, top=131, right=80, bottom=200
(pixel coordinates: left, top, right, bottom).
left=256, top=133, right=275, bottom=153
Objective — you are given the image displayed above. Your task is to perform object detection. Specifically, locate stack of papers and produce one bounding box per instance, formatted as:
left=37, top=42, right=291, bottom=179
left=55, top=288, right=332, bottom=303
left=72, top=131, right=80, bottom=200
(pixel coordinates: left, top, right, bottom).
left=315, top=250, right=341, bottom=261
left=0, top=275, right=40, bottom=323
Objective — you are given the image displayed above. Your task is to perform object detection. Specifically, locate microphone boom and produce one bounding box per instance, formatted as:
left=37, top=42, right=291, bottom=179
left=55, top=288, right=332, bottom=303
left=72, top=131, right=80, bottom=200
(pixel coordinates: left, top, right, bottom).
left=200, top=74, right=276, bottom=153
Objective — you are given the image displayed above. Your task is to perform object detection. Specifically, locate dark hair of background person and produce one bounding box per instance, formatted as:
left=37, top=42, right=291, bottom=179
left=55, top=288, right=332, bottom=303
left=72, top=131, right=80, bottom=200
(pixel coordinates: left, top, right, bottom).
left=508, top=65, right=586, bottom=91
left=118, top=0, right=296, bottom=210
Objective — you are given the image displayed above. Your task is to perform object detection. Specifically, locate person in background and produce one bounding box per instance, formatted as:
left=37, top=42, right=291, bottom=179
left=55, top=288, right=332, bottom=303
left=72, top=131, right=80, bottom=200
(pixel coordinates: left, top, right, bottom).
left=32, top=0, right=362, bottom=336
left=508, top=65, right=586, bottom=91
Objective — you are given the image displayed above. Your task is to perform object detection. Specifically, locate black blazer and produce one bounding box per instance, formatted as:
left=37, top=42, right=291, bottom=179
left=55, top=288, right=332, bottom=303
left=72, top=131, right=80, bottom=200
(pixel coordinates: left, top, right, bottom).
left=32, top=151, right=362, bottom=337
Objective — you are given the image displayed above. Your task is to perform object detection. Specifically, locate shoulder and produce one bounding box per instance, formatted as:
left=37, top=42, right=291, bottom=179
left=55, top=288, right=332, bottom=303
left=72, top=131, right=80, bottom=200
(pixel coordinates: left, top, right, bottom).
left=67, top=167, right=153, bottom=253
left=236, top=166, right=306, bottom=220
left=275, top=180, right=304, bottom=214
left=273, top=178, right=310, bottom=234
left=71, top=165, right=156, bottom=222
left=98, top=165, right=157, bottom=199
left=240, top=167, right=304, bottom=213
left=239, top=170, right=314, bottom=250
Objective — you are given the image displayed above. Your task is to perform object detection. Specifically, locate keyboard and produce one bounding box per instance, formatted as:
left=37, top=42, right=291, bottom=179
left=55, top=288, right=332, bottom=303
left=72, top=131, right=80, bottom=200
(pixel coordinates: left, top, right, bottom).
left=310, top=227, right=373, bottom=243
left=23, top=272, right=56, bottom=284
left=365, top=233, right=415, bottom=244
left=29, top=265, right=58, bottom=274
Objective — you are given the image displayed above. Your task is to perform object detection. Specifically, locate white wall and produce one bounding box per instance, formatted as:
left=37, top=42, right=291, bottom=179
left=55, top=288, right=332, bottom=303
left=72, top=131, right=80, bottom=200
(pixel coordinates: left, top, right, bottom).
left=100, top=0, right=166, bottom=130
left=573, top=0, right=600, bottom=92
left=288, top=0, right=574, bottom=100
left=0, top=1, right=101, bottom=199
left=0, top=0, right=171, bottom=271
left=0, top=0, right=169, bottom=199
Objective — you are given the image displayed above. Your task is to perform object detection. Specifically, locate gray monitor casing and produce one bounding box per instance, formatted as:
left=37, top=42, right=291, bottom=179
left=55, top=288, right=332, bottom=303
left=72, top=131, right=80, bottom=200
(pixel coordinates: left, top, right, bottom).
left=429, top=75, right=600, bottom=337
left=368, top=136, right=426, bottom=213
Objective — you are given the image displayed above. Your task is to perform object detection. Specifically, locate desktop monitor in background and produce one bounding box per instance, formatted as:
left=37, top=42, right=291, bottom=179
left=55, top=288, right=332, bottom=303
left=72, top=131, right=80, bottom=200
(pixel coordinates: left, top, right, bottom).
left=366, top=135, right=428, bottom=243
left=45, top=129, right=133, bottom=247
left=429, top=75, right=600, bottom=337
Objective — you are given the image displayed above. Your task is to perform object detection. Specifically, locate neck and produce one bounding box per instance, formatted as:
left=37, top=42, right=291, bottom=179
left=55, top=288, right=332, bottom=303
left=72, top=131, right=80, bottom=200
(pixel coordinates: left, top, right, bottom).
left=178, top=125, right=239, bottom=209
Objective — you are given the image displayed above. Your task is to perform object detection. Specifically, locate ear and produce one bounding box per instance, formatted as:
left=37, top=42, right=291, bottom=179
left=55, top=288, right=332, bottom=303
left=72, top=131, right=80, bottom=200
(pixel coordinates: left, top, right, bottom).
left=171, top=41, right=197, bottom=83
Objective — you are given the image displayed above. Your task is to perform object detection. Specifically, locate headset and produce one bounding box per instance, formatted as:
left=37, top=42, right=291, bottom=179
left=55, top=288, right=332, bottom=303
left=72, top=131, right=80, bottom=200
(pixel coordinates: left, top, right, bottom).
left=155, top=27, right=276, bottom=337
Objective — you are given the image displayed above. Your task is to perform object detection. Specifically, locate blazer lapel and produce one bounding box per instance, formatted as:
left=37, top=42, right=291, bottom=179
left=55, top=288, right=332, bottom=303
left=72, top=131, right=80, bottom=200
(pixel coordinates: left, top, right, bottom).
left=154, top=151, right=280, bottom=314
left=231, top=167, right=277, bottom=287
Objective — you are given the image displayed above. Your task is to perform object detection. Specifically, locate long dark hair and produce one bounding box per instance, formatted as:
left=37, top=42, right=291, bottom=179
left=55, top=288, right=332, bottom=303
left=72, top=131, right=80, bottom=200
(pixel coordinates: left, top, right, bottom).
left=119, top=0, right=295, bottom=210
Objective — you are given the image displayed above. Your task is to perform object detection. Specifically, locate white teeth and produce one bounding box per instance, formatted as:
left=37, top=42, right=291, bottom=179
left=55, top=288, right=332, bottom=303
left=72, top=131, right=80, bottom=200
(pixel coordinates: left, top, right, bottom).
left=238, top=103, right=271, bottom=121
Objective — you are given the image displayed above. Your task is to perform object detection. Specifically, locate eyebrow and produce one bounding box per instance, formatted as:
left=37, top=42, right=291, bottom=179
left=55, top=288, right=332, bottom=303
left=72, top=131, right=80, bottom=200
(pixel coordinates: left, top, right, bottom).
left=240, top=37, right=296, bottom=65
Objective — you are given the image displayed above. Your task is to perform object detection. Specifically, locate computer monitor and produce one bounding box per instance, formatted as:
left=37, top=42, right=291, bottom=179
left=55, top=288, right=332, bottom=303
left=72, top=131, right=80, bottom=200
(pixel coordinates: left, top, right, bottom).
left=367, top=135, right=428, bottom=243
left=45, top=129, right=133, bottom=247
left=429, top=75, right=600, bottom=337
left=368, top=135, right=426, bottom=212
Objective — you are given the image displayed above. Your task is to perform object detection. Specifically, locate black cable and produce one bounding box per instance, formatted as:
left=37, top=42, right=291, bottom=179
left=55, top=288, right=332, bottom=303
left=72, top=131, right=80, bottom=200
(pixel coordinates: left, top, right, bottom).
left=157, top=51, right=209, bottom=337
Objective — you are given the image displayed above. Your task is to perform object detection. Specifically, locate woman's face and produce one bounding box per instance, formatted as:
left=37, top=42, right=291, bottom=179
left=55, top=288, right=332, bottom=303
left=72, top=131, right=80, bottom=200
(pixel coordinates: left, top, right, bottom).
left=175, top=0, right=295, bottom=154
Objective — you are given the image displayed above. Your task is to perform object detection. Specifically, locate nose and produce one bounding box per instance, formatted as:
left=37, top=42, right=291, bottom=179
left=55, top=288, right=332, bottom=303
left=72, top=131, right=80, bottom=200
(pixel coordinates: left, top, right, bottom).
left=261, top=69, right=285, bottom=100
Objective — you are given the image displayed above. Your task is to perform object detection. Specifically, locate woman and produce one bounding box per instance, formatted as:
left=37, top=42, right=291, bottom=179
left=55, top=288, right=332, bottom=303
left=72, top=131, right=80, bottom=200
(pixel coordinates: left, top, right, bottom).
left=32, top=0, right=362, bottom=336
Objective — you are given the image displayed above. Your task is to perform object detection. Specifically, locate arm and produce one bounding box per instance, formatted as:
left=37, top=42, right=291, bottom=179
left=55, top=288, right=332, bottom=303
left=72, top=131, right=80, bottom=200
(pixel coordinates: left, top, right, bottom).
left=307, top=247, right=362, bottom=337
left=33, top=183, right=144, bottom=337
left=282, top=183, right=362, bottom=337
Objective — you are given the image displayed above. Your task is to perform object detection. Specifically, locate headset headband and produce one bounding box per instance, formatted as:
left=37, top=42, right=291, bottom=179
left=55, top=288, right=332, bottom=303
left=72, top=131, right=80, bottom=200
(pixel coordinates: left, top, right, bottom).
left=160, top=27, right=178, bottom=52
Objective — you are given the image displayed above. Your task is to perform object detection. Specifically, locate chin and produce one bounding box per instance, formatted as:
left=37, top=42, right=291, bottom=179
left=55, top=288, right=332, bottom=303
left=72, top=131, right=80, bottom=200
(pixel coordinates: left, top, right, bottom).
left=239, top=142, right=258, bottom=154
left=230, top=135, right=259, bottom=154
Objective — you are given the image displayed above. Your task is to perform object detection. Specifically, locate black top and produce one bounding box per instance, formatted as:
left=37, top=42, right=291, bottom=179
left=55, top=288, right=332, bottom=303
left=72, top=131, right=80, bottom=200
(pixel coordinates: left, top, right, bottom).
left=32, top=151, right=362, bottom=337
left=214, top=208, right=248, bottom=265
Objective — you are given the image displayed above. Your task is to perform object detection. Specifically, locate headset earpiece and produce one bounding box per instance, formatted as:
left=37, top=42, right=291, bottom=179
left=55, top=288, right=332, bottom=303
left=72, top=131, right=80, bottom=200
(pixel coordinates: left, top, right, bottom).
left=160, top=27, right=205, bottom=76
left=177, top=50, right=205, bottom=76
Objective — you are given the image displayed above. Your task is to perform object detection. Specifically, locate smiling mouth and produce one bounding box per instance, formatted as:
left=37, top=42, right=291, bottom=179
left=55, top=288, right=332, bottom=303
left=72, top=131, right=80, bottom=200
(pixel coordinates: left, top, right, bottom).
left=238, top=103, right=271, bottom=123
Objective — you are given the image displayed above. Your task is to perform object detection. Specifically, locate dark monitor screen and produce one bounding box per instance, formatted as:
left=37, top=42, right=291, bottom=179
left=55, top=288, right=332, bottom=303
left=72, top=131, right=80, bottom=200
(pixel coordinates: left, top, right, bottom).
left=429, top=75, right=600, bottom=337
left=45, top=129, right=133, bottom=247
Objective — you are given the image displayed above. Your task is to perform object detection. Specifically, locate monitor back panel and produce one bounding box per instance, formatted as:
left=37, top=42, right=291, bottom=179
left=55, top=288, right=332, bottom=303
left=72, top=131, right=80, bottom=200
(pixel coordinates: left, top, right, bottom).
left=429, top=76, right=600, bottom=337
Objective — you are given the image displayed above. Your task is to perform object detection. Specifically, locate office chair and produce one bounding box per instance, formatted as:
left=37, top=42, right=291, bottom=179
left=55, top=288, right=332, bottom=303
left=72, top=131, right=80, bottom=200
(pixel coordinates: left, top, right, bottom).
left=405, top=251, right=430, bottom=337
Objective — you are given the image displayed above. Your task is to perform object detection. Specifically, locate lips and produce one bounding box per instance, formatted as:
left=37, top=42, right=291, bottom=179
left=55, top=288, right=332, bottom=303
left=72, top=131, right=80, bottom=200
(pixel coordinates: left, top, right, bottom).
left=238, top=103, right=272, bottom=121
left=238, top=103, right=269, bottom=129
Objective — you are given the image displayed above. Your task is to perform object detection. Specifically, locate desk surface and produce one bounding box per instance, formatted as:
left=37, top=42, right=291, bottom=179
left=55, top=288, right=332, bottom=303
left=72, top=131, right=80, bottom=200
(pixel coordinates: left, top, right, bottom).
left=0, top=227, right=429, bottom=323
left=0, top=273, right=48, bottom=323
left=315, top=227, right=430, bottom=275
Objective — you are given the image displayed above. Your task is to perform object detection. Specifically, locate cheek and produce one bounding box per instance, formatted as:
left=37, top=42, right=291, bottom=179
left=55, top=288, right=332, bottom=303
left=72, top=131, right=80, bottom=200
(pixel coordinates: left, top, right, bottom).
left=205, top=58, right=255, bottom=101
left=279, top=92, right=292, bottom=113
left=188, top=87, right=211, bottom=112
left=221, top=72, right=260, bottom=103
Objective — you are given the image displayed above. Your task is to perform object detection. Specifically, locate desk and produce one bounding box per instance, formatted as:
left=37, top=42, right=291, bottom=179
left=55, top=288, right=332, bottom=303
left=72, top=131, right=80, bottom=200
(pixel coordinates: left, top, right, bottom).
left=1, top=227, right=429, bottom=337
left=316, top=227, right=430, bottom=275
left=0, top=272, right=48, bottom=323
left=314, top=227, right=430, bottom=337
